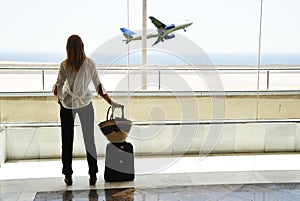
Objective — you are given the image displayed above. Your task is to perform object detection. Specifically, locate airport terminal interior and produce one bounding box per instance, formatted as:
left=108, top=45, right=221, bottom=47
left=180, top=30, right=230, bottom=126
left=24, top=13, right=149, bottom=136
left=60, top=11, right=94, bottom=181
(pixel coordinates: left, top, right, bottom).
left=1, top=0, right=300, bottom=200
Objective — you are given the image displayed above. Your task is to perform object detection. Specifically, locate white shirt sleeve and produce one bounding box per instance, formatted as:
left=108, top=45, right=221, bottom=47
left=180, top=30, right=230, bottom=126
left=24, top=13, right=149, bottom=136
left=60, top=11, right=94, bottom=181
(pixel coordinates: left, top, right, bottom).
left=90, top=60, right=107, bottom=95
left=55, top=62, right=67, bottom=99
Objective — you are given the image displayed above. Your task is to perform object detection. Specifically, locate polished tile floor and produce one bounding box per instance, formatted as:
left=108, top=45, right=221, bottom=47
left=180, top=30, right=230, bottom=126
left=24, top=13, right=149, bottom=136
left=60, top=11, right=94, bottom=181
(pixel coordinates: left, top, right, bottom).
left=1, top=154, right=300, bottom=200
left=34, top=184, right=300, bottom=201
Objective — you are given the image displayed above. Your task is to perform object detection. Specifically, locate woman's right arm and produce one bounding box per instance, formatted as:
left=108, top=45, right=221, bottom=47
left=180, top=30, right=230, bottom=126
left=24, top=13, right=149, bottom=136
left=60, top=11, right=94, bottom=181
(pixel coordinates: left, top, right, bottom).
left=53, top=63, right=66, bottom=102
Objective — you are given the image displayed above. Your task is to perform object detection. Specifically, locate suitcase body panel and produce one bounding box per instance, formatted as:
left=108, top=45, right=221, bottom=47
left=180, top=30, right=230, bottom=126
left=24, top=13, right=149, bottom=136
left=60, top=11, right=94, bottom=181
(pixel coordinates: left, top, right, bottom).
left=104, top=142, right=135, bottom=182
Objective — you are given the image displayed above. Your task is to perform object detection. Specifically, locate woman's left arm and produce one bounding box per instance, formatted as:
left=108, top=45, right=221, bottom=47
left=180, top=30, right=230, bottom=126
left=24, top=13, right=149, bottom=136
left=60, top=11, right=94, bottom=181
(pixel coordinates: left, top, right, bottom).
left=91, top=61, right=122, bottom=108
left=97, top=83, right=122, bottom=108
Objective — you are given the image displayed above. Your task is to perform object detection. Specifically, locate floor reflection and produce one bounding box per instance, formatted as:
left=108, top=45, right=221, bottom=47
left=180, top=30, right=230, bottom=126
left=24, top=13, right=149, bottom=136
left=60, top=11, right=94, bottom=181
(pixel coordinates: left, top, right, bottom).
left=63, top=190, right=102, bottom=201
left=105, top=188, right=135, bottom=201
left=35, top=188, right=135, bottom=201
left=34, top=183, right=300, bottom=201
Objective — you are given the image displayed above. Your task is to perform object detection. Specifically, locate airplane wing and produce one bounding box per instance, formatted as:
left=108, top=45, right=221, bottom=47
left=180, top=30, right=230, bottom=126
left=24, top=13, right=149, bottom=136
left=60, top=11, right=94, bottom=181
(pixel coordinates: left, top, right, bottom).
left=152, top=38, right=162, bottom=46
left=149, top=16, right=166, bottom=29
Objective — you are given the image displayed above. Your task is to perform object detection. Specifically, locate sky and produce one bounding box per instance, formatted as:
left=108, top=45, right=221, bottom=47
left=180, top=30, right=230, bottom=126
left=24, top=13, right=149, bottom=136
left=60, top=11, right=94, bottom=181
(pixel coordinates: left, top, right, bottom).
left=0, top=0, right=300, bottom=55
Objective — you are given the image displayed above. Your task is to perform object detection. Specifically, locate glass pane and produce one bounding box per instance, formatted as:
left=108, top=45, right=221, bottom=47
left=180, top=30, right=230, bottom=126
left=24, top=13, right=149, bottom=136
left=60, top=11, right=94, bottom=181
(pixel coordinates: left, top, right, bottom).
left=146, top=0, right=261, bottom=91
left=261, top=0, right=300, bottom=90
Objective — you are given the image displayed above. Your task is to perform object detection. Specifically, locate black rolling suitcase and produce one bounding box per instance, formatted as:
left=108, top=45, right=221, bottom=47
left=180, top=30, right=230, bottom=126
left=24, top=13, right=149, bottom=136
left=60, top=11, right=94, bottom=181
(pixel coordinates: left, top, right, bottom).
left=104, top=142, right=135, bottom=182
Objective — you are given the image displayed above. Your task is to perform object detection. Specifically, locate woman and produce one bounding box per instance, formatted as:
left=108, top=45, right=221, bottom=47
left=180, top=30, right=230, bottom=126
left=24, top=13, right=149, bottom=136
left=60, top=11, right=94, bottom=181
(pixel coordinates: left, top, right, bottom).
left=53, top=35, right=121, bottom=186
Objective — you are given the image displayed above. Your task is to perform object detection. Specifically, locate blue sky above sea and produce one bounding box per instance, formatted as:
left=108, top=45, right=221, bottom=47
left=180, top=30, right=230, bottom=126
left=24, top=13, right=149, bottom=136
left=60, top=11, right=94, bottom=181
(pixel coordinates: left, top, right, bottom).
left=0, top=52, right=299, bottom=66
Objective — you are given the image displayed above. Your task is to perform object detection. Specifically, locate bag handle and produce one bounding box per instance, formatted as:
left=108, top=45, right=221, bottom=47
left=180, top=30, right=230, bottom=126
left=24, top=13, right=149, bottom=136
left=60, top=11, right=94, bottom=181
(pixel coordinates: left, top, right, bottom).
left=106, top=106, right=124, bottom=120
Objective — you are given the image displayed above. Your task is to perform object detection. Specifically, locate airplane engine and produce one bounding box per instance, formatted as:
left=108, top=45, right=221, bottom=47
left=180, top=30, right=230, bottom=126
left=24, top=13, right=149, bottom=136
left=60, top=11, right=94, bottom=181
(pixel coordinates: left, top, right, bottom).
left=165, top=24, right=175, bottom=30
left=164, top=33, right=175, bottom=40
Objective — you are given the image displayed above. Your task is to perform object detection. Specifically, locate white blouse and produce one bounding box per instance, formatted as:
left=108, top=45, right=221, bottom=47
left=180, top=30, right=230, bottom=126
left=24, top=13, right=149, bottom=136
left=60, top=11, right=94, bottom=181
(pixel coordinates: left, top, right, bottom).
left=55, top=57, right=106, bottom=109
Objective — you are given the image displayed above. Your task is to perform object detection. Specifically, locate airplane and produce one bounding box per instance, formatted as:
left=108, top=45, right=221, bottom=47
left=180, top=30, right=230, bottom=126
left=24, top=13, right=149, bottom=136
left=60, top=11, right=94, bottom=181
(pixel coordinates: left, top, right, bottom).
left=120, top=16, right=193, bottom=46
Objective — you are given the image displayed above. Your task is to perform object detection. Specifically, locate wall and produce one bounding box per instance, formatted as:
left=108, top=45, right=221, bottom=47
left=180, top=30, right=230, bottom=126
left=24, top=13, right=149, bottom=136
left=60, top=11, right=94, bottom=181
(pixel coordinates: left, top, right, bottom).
left=1, top=93, right=300, bottom=160
left=1, top=94, right=300, bottom=123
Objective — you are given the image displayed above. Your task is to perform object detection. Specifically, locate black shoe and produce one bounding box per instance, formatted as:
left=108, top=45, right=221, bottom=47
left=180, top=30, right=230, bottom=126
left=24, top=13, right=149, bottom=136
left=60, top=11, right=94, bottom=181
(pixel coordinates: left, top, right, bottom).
left=64, top=176, right=73, bottom=186
left=89, top=176, right=97, bottom=185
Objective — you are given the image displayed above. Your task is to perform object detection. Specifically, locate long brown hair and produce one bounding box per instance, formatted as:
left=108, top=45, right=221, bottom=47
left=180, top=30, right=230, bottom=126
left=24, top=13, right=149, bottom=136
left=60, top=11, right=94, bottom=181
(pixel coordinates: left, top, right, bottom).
left=66, top=35, right=86, bottom=71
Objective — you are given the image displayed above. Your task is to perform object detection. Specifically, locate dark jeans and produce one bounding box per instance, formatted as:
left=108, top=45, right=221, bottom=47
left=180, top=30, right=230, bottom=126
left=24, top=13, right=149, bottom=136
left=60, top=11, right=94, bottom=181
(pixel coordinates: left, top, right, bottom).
left=60, top=102, right=98, bottom=177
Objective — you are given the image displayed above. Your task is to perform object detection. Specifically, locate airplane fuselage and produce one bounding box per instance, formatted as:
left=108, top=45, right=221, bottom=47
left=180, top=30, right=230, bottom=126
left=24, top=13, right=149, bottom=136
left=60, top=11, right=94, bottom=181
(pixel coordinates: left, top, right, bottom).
left=120, top=17, right=193, bottom=46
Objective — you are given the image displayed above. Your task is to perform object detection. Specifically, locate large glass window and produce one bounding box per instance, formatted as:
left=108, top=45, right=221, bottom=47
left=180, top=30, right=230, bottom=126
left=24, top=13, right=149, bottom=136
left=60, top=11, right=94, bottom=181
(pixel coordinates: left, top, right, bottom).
left=0, top=0, right=299, bottom=121
left=1, top=0, right=300, bottom=161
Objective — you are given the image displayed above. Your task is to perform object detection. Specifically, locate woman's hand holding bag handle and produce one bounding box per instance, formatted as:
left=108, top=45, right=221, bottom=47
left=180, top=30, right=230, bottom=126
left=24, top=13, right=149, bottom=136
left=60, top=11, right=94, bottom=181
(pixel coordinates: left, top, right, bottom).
left=111, top=101, right=123, bottom=109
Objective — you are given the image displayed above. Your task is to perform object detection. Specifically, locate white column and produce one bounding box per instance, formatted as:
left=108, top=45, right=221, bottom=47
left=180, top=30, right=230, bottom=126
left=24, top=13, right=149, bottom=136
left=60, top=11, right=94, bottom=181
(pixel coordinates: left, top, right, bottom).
left=142, top=0, right=147, bottom=90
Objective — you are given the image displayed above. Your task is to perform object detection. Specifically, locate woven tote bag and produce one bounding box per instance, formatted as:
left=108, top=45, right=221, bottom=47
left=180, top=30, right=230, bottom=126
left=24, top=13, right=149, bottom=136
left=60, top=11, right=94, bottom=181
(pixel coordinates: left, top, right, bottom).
left=98, top=106, right=132, bottom=143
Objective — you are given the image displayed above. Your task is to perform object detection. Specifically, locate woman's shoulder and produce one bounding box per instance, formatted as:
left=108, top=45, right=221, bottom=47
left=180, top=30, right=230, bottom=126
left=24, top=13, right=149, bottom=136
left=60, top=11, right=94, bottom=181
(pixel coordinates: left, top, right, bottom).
left=85, top=57, right=96, bottom=68
left=59, top=59, right=68, bottom=69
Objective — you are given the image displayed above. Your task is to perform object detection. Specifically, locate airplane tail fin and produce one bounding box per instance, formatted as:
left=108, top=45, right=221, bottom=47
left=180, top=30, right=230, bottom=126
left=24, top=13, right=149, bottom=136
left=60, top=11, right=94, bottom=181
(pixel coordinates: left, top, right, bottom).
left=120, top=28, right=135, bottom=43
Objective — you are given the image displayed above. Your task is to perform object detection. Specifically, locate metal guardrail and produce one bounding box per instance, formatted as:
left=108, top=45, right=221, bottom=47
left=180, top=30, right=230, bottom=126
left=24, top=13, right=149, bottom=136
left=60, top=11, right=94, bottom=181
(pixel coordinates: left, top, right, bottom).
left=1, top=64, right=300, bottom=93
left=1, top=90, right=300, bottom=98
left=1, top=63, right=300, bottom=70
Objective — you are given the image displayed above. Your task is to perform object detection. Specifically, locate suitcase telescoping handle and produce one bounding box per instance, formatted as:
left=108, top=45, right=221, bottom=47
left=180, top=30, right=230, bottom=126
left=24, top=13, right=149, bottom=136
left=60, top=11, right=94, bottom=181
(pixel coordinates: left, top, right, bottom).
left=106, top=105, right=125, bottom=120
